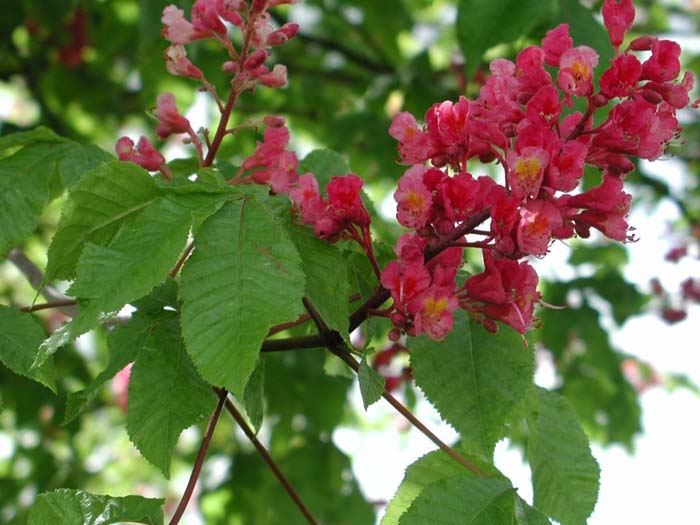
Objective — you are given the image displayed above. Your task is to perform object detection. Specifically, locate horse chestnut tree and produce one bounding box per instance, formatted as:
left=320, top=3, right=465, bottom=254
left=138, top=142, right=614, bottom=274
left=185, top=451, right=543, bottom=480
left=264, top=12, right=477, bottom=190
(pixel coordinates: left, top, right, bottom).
left=0, top=0, right=696, bottom=523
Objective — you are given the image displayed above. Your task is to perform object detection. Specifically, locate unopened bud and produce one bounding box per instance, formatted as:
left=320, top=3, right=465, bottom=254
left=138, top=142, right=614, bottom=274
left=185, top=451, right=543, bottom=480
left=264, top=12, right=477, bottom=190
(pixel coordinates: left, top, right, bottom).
left=263, top=115, right=286, bottom=127
left=244, top=49, right=268, bottom=70
left=629, top=36, right=656, bottom=51
left=252, top=0, right=268, bottom=14
left=279, top=22, right=299, bottom=39
left=592, top=93, right=609, bottom=107
left=641, top=88, right=663, bottom=105
left=222, top=61, right=239, bottom=75
left=258, top=64, right=287, bottom=87
left=266, top=30, right=288, bottom=47
left=388, top=328, right=402, bottom=342
left=390, top=312, right=406, bottom=327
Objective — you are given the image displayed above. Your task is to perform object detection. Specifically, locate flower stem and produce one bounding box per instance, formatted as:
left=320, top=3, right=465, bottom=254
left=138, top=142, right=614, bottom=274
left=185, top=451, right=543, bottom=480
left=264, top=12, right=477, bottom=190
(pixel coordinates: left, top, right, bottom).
left=169, top=388, right=227, bottom=525
left=219, top=390, right=320, bottom=525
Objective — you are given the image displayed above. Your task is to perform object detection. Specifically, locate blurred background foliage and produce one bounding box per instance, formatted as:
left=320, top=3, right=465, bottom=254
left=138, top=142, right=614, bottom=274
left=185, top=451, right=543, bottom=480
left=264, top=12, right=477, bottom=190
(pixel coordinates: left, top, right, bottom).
left=1, top=0, right=699, bottom=523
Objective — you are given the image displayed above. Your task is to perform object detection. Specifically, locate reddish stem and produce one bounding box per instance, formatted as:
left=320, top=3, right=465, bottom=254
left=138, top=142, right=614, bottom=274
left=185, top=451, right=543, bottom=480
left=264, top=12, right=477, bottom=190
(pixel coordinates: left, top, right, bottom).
left=169, top=389, right=227, bottom=525
left=20, top=299, right=77, bottom=313
left=169, top=242, right=195, bottom=278
left=219, top=391, right=320, bottom=525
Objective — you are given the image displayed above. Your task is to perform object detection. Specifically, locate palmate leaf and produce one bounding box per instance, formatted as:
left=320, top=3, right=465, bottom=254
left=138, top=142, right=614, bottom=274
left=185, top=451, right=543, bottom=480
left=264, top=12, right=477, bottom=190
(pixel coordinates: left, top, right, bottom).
left=527, top=387, right=600, bottom=525
left=45, top=161, right=163, bottom=282
left=180, top=196, right=305, bottom=398
left=0, top=306, right=55, bottom=392
left=27, top=489, right=163, bottom=525
left=410, top=310, right=534, bottom=458
left=398, top=475, right=515, bottom=525
left=126, top=317, right=214, bottom=478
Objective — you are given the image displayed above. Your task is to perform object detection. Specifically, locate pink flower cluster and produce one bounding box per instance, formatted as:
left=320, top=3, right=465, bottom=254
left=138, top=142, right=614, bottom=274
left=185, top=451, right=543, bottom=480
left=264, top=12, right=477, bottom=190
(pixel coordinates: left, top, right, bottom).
left=116, top=0, right=297, bottom=174
left=381, top=0, right=695, bottom=339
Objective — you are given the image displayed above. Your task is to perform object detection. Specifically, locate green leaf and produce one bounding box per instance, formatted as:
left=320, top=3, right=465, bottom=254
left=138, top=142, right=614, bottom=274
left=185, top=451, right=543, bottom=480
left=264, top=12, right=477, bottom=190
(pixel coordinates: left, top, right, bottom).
left=0, top=306, right=55, bottom=392
left=358, top=355, right=385, bottom=409
left=0, top=126, right=64, bottom=156
left=243, top=356, right=265, bottom=432
left=27, top=489, right=163, bottom=525
left=45, top=161, right=163, bottom=282
left=283, top=215, right=352, bottom=344
left=68, top=196, right=192, bottom=313
left=398, top=475, right=515, bottom=525
left=410, top=310, right=534, bottom=458
left=0, top=143, right=63, bottom=255
left=180, top=197, right=305, bottom=397
left=568, top=243, right=629, bottom=269
left=63, top=314, right=151, bottom=424
left=515, top=498, right=552, bottom=525
left=56, top=143, right=113, bottom=189
left=299, top=149, right=351, bottom=192
left=382, top=450, right=473, bottom=525
left=527, top=387, right=600, bottom=525
left=127, top=318, right=214, bottom=478
left=457, top=0, right=557, bottom=75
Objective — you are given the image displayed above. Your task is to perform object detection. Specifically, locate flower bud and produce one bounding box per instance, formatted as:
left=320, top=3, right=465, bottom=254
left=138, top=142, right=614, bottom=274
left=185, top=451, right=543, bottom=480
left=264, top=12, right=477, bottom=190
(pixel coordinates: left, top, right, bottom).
left=263, top=115, right=286, bottom=127
left=629, top=36, right=656, bottom=51
left=222, top=60, right=239, bottom=75
left=244, top=49, right=268, bottom=70
left=640, top=88, right=663, bottom=105
left=592, top=93, right=609, bottom=107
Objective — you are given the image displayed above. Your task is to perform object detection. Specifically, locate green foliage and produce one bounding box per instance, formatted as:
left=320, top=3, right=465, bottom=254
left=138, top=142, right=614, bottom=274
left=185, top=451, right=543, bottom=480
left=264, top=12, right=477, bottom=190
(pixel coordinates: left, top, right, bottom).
left=27, top=489, right=164, bottom=525
left=127, top=317, right=214, bottom=478
left=527, top=388, right=600, bottom=525
left=283, top=212, right=352, bottom=344
left=0, top=305, right=55, bottom=391
left=410, top=311, right=534, bottom=458
left=45, top=162, right=163, bottom=282
left=398, top=475, right=515, bottom=525
left=243, top=356, right=266, bottom=432
left=358, top=355, right=385, bottom=409
left=457, top=0, right=557, bottom=75
left=180, top=196, right=306, bottom=397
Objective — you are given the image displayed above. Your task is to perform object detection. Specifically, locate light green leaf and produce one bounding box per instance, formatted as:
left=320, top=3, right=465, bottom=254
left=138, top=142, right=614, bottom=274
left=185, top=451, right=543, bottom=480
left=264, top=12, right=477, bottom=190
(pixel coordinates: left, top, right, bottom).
left=0, top=143, right=63, bottom=255
left=0, top=306, right=55, bottom=392
left=180, top=197, right=305, bottom=398
left=127, top=318, right=214, bottom=478
left=527, top=387, right=600, bottom=525
left=243, top=356, right=265, bottom=432
left=382, top=450, right=471, bottom=525
left=283, top=216, right=352, bottom=344
left=515, top=498, right=552, bottom=525
left=398, top=475, right=515, bottom=525
left=358, top=356, right=385, bottom=409
left=410, top=310, right=534, bottom=458
left=68, top=195, right=192, bottom=312
left=27, top=489, right=163, bottom=525
left=63, top=315, right=151, bottom=424
left=0, top=126, right=64, bottom=156
left=45, top=161, right=163, bottom=281
left=457, top=0, right=557, bottom=75
left=56, top=143, right=113, bottom=189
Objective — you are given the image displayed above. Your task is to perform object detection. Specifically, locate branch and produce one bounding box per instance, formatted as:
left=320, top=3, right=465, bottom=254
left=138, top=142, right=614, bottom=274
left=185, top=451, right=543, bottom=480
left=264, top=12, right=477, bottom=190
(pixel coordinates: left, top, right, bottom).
left=20, top=299, right=77, bottom=313
left=169, top=389, right=228, bottom=525
left=302, top=298, right=487, bottom=478
left=219, top=390, right=320, bottom=525
left=7, top=248, right=78, bottom=316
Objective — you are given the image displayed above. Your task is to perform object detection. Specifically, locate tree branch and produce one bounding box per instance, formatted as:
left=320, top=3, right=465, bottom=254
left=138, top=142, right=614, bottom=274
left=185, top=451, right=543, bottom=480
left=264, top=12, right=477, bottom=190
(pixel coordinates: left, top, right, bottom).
left=169, top=388, right=228, bottom=525
left=302, top=298, right=487, bottom=478
left=6, top=248, right=78, bottom=316
left=219, top=390, right=320, bottom=525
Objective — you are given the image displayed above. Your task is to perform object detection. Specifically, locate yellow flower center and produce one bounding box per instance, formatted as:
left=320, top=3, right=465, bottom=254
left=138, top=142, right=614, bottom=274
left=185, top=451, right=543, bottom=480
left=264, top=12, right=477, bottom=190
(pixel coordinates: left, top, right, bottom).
left=515, top=157, right=542, bottom=181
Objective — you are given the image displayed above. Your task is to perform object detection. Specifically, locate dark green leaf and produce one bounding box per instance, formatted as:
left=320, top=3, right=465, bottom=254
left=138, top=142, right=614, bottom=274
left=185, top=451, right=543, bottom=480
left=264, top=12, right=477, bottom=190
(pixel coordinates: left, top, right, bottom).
left=515, top=498, right=552, bottom=525
left=27, top=489, right=163, bottom=525
left=299, top=149, right=351, bottom=192
left=457, top=0, right=557, bottom=75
